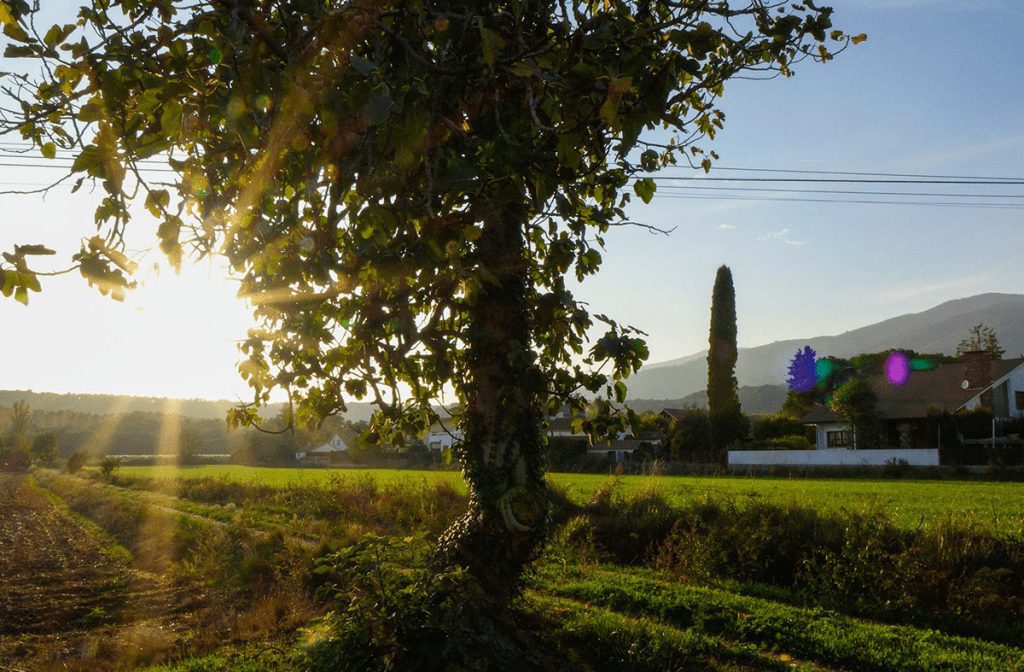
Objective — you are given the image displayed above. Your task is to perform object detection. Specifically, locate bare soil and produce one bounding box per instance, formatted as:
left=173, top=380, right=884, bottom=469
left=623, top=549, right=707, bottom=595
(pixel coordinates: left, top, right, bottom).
left=0, top=473, right=201, bottom=670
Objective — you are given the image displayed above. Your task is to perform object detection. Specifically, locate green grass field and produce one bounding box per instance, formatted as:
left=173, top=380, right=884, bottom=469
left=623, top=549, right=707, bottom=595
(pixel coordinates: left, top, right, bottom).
left=118, top=465, right=1024, bottom=533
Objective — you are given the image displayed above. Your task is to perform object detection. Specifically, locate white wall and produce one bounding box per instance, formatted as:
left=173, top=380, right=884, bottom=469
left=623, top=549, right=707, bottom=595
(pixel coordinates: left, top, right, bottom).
left=728, top=448, right=940, bottom=467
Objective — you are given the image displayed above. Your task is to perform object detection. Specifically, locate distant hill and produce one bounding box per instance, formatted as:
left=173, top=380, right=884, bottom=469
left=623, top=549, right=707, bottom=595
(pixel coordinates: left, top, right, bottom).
left=0, top=390, right=380, bottom=423
left=626, top=293, right=1024, bottom=400
left=627, top=384, right=788, bottom=416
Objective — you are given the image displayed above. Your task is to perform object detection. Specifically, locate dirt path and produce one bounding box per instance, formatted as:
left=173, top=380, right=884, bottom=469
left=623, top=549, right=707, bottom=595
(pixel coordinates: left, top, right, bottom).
left=0, top=473, right=137, bottom=635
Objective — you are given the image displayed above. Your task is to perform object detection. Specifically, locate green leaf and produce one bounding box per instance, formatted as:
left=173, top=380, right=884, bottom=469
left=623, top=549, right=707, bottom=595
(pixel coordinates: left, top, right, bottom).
left=14, top=285, right=28, bottom=304
left=479, top=26, right=505, bottom=68
left=613, top=380, right=627, bottom=403
left=43, top=24, right=73, bottom=48
left=160, top=100, right=183, bottom=137
left=15, top=244, right=56, bottom=256
left=71, top=146, right=101, bottom=174
left=40, top=142, right=55, bottom=159
left=633, top=178, right=656, bottom=204
left=77, top=101, right=102, bottom=122
left=0, top=270, right=14, bottom=297
left=851, top=33, right=867, bottom=45
left=639, top=150, right=659, bottom=172
left=3, top=44, right=35, bottom=57
left=22, top=272, right=40, bottom=292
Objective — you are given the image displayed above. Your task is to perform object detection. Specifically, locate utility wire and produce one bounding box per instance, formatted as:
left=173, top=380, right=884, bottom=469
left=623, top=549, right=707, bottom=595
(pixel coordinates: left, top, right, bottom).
left=654, top=193, right=1024, bottom=209
left=639, top=176, right=1024, bottom=185
left=649, top=184, right=1024, bottom=199
left=660, top=165, right=1024, bottom=182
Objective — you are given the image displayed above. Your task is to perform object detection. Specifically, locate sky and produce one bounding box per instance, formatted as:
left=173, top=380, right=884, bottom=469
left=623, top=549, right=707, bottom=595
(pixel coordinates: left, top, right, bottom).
left=1, top=1, right=1022, bottom=401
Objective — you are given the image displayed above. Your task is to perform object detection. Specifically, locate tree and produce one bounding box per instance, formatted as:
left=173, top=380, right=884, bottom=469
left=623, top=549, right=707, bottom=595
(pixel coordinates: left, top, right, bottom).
left=178, top=425, right=202, bottom=465
left=664, top=407, right=711, bottom=462
left=0, top=1, right=855, bottom=598
left=5, top=400, right=31, bottom=443
left=30, top=432, right=58, bottom=467
left=707, top=265, right=745, bottom=457
left=829, top=377, right=878, bottom=449
left=956, top=324, right=1005, bottom=359
left=786, top=346, right=817, bottom=394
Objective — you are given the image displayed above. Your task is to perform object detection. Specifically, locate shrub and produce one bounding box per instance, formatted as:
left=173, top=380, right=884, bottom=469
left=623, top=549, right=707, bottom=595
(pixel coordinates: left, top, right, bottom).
left=767, top=435, right=814, bottom=450
left=752, top=413, right=805, bottom=441
left=100, top=456, right=121, bottom=478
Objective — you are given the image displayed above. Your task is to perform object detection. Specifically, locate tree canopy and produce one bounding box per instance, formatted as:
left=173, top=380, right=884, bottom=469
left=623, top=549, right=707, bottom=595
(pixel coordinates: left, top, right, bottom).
left=0, top=0, right=857, bottom=593
left=956, top=323, right=1005, bottom=359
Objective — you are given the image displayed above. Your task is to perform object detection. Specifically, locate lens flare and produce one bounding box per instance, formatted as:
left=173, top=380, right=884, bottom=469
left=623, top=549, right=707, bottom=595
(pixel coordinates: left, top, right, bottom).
left=910, top=357, right=936, bottom=371
left=815, top=357, right=834, bottom=384
left=885, top=351, right=910, bottom=385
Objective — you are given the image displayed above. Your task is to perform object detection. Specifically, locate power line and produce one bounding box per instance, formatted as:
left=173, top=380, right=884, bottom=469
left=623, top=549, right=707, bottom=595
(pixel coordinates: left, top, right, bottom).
left=662, top=164, right=1024, bottom=182
left=641, top=175, right=1024, bottom=185
left=0, top=161, right=177, bottom=173
left=1, top=142, right=1021, bottom=182
left=650, top=184, right=1024, bottom=199
left=653, top=192, right=1024, bottom=209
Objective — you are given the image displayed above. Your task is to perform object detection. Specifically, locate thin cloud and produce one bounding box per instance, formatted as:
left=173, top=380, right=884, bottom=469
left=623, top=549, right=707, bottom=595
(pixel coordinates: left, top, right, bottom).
left=719, top=224, right=736, bottom=230
left=758, top=228, right=805, bottom=246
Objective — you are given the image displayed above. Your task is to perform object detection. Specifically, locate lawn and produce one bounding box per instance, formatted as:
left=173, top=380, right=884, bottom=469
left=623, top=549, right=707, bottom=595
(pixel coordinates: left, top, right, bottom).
left=118, top=465, right=1024, bottom=533
left=15, top=467, right=1024, bottom=670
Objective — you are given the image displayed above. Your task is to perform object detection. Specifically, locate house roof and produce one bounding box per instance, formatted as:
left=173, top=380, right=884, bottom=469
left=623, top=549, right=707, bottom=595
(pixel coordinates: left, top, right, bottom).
left=801, top=357, right=1024, bottom=423
left=547, top=416, right=584, bottom=434
left=308, top=433, right=350, bottom=453
left=661, top=408, right=686, bottom=419
left=589, top=439, right=649, bottom=452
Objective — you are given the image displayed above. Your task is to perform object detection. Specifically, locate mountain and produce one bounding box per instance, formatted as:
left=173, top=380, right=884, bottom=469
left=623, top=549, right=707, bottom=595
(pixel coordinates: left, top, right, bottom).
left=626, top=384, right=789, bottom=415
left=626, top=293, right=1024, bottom=400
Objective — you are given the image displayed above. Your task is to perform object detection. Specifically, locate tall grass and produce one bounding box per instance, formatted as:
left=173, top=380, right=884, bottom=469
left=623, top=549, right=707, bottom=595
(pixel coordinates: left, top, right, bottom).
left=562, top=478, right=1024, bottom=645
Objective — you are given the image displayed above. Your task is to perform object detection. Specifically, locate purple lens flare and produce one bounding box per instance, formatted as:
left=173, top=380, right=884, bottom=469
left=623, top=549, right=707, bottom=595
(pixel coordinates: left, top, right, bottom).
left=885, top=351, right=910, bottom=386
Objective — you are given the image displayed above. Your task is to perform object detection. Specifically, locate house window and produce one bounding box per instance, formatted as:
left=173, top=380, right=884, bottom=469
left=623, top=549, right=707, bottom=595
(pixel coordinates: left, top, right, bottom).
left=826, top=431, right=852, bottom=448
left=1016, top=391, right=1024, bottom=411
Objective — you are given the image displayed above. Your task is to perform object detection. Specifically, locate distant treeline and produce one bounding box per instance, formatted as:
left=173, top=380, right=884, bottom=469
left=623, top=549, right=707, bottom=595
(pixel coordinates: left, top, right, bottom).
left=0, top=403, right=358, bottom=461
left=0, top=389, right=380, bottom=423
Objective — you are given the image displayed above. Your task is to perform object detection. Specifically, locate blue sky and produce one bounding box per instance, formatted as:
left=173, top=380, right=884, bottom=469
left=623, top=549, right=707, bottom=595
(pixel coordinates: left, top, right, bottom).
left=576, top=0, right=1023, bottom=361
left=1, top=1, right=1022, bottom=399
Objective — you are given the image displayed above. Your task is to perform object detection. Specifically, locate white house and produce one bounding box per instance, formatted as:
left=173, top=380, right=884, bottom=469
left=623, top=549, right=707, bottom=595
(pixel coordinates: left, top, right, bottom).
left=426, top=424, right=459, bottom=452
left=730, top=353, right=1024, bottom=468
left=296, top=433, right=349, bottom=463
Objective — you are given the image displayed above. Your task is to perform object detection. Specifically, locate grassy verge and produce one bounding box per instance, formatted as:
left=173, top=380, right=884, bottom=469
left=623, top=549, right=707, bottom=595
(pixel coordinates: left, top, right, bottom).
left=115, top=465, right=1024, bottom=533
left=529, top=594, right=824, bottom=671
left=532, top=566, right=1024, bottom=672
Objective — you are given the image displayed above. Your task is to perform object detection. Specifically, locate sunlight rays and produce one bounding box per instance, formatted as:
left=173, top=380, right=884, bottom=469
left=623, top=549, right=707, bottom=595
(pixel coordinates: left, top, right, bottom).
left=129, top=398, right=183, bottom=604
left=77, top=396, right=131, bottom=459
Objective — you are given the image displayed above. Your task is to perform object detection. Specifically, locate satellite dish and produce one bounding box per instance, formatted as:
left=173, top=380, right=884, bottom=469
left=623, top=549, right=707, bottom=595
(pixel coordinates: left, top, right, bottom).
left=961, top=380, right=970, bottom=390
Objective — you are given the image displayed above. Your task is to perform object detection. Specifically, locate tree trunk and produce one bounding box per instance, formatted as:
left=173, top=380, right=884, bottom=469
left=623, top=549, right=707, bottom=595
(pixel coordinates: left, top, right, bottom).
left=433, top=197, right=549, bottom=599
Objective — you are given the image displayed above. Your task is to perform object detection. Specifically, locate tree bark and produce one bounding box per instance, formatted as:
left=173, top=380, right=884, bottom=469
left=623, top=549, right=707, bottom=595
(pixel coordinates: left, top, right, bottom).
left=433, top=197, right=549, bottom=599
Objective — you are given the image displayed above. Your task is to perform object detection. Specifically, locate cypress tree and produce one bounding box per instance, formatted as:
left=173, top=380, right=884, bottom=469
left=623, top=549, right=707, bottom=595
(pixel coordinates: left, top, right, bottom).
left=707, top=265, right=744, bottom=459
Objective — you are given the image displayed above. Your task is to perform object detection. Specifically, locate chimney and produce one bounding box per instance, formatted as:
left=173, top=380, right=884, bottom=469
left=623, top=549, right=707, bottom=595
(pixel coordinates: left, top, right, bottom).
left=962, top=350, right=995, bottom=390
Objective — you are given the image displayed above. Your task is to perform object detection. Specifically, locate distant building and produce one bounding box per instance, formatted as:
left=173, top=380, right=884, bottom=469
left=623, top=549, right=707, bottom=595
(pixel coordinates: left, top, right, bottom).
left=296, top=433, right=349, bottom=463
left=426, top=424, right=459, bottom=452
